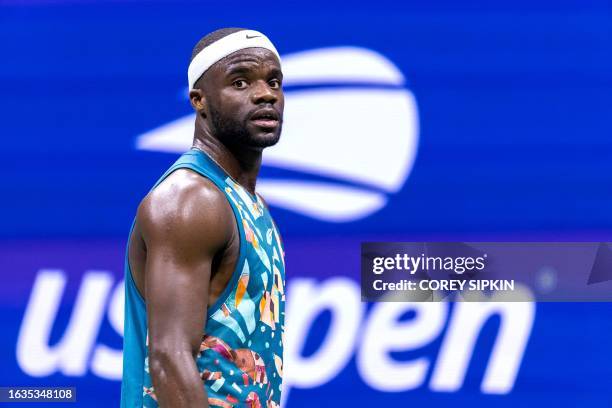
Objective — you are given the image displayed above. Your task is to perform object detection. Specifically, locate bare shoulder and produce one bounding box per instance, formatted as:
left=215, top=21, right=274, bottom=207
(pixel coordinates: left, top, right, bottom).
left=137, top=168, right=234, bottom=251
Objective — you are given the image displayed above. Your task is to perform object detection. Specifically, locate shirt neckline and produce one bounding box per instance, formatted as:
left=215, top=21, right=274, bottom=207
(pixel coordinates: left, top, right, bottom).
left=190, top=147, right=260, bottom=204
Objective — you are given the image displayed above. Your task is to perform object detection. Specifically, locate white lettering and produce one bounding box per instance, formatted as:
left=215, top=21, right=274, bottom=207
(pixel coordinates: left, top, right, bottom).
left=16, top=270, right=534, bottom=398
left=91, top=280, right=125, bottom=380
left=430, top=289, right=535, bottom=394
left=284, top=278, right=363, bottom=390
left=358, top=301, right=447, bottom=391
left=17, top=269, right=113, bottom=377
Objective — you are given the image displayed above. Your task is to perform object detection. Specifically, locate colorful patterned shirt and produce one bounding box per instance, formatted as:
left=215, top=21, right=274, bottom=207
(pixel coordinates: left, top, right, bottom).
left=121, top=149, right=286, bottom=408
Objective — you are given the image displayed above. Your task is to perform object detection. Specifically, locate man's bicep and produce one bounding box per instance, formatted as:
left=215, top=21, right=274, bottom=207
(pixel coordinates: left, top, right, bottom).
left=144, top=241, right=212, bottom=354
left=138, top=175, right=233, bottom=355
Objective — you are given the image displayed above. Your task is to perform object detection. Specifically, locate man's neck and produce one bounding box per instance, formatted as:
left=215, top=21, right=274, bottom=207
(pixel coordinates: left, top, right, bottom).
left=192, top=134, right=262, bottom=196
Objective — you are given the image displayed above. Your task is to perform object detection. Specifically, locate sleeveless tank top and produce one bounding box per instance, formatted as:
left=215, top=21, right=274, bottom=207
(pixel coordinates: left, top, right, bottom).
left=121, top=149, right=286, bottom=408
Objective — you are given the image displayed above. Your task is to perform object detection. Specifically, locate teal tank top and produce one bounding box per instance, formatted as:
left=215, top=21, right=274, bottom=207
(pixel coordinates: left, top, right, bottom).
left=121, top=149, right=286, bottom=408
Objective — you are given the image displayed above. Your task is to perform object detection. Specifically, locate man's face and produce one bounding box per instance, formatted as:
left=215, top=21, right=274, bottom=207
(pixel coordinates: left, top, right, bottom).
left=201, top=48, right=284, bottom=150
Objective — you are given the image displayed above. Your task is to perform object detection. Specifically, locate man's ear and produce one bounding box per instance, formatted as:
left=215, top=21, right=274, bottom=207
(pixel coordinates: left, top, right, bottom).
left=189, top=89, right=206, bottom=116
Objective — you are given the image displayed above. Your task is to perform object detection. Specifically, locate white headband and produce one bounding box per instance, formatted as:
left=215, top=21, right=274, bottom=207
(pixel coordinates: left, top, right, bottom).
left=188, top=30, right=281, bottom=90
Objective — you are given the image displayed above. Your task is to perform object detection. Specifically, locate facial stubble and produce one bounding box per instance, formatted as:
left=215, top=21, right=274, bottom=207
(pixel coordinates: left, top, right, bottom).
left=208, top=102, right=282, bottom=149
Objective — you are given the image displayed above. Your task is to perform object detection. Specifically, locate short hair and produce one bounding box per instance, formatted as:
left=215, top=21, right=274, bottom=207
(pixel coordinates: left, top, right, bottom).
left=190, top=27, right=247, bottom=62
left=190, top=27, right=247, bottom=89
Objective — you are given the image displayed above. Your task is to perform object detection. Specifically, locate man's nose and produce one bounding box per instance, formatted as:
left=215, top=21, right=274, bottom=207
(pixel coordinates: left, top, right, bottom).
left=251, top=80, right=277, bottom=105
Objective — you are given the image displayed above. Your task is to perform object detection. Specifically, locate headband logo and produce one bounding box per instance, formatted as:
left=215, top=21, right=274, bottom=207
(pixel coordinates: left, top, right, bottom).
left=187, top=30, right=280, bottom=90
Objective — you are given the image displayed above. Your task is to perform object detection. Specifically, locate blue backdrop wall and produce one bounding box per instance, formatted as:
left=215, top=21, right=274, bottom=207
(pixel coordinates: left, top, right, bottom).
left=1, top=1, right=611, bottom=406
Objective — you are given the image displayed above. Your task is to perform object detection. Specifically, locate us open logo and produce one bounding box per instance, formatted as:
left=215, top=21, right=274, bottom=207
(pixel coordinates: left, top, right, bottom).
left=136, top=47, right=420, bottom=222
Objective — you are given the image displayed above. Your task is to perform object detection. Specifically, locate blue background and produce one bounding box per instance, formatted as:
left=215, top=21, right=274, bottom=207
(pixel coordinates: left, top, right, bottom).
left=1, top=1, right=611, bottom=407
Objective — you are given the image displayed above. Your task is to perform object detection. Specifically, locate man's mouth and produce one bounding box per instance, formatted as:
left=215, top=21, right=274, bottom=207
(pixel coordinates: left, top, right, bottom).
left=250, top=109, right=280, bottom=129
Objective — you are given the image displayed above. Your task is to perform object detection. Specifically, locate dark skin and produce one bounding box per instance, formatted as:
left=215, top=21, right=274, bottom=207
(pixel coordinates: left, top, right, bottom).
left=128, top=47, right=284, bottom=407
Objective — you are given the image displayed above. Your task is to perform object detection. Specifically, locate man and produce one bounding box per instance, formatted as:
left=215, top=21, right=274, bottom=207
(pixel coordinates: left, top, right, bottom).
left=121, top=28, right=286, bottom=408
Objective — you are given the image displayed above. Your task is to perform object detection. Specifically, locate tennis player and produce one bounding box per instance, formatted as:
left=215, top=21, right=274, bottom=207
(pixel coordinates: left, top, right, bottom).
left=121, top=28, right=286, bottom=408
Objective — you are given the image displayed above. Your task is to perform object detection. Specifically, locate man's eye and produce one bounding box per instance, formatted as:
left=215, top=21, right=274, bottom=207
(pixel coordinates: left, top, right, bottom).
left=233, top=80, right=247, bottom=89
left=268, top=79, right=281, bottom=89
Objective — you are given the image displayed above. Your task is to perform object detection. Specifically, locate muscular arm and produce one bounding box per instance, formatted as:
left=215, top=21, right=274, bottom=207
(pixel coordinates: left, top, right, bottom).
left=138, top=170, right=233, bottom=407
